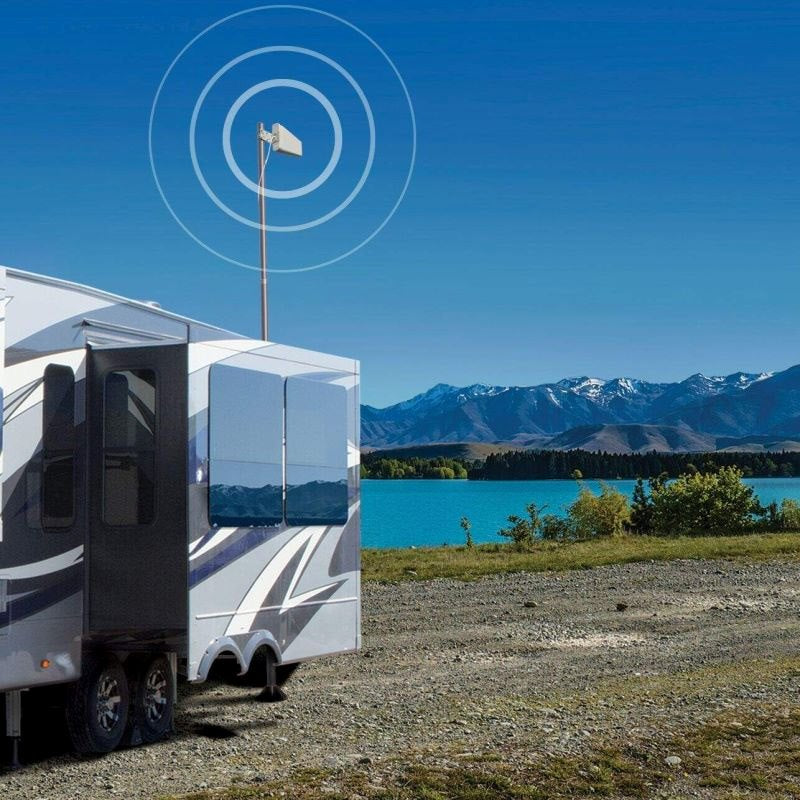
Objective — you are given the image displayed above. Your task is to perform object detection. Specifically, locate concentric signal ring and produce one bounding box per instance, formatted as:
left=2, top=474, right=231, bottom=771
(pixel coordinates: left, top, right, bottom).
left=148, top=5, right=417, bottom=273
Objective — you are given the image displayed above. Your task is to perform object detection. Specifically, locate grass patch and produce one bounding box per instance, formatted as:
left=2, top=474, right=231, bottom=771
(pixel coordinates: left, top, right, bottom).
left=683, top=705, right=800, bottom=797
left=491, top=655, right=800, bottom=724
left=361, top=532, right=800, bottom=583
left=160, top=704, right=800, bottom=800
left=160, top=750, right=658, bottom=800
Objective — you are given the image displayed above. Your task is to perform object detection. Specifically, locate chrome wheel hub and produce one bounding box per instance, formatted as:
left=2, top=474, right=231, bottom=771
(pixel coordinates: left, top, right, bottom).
left=144, top=668, right=168, bottom=724
left=96, top=675, right=122, bottom=732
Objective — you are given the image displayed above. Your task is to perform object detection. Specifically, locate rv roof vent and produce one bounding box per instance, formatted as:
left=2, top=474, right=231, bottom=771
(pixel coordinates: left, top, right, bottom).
left=143, top=300, right=161, bottom=308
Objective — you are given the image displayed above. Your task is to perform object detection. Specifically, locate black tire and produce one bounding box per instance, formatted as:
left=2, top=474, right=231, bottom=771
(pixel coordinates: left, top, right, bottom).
left=128, top=655, right=174, bottom=744
left=66, top=654, right=130, bottom=755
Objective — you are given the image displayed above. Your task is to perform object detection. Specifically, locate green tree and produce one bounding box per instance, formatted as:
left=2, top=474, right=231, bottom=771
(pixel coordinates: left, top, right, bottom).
left=629, top=477, right=654, bottom=534
left=651, top=466, right=758, bottom=535
left=649, top=471, right=669, bottom=493
left=765, top=458, right=779, bottom=476
left=571, top=469, right=583, bottom=480
left=453, top=463, right=468, bottom=479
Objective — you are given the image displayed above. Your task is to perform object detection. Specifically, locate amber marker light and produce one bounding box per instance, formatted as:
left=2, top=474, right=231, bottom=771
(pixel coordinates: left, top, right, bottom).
left=40, top=659, right=51, bottom=669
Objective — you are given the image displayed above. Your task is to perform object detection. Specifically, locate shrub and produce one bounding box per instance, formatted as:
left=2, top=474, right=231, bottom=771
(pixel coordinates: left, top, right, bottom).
left=540, top=514, right=576, bottom=542
left=779, top=499, right=800, bottom=530
left=650, top=466, right=758, bottom=536
left=567, top=483, right=630, bottom=539
left=760, top=500, right=781, bottom=530
left=460, top=516, right=474, bottom=549
left=498, top=502, right=544, bottom=549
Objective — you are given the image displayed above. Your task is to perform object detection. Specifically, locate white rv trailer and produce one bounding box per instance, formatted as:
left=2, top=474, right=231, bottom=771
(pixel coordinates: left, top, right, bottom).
left=0, top=266, right=360, bottom=759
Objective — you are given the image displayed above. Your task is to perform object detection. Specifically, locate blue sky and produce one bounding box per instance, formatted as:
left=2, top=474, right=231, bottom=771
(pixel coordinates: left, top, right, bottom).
left=1, top=1, right=798, bottom=406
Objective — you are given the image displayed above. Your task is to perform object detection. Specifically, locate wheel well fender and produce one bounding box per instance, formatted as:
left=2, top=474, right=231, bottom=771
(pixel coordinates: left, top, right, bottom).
left=241, top=630, right=283, bottom=673
left=196, top=638, right=245, bottom=683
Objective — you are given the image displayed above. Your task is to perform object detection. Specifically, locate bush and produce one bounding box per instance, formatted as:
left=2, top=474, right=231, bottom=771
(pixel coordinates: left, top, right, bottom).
left=460, top=516, right=474, bottom=549
left=650, top=466, right=758, bottom=536
left=760, top=500, right=781, bottom=530
left=540, top=514, right=576, bottom=542
left=567, top=483, right=630, bottom=539
left=498, top=503, right=544, bottom=549
left=778, top=499, right=800, bottom=530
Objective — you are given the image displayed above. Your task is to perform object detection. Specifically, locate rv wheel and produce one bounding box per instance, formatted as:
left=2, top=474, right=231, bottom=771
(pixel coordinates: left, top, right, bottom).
left=129, top=655, right=174, bottom=744
left=66, top=655, right=130, bottom=755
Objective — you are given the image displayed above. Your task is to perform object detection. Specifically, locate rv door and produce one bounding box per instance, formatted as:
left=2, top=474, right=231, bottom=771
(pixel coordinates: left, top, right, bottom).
left=86, top=344, right=188, bottom=639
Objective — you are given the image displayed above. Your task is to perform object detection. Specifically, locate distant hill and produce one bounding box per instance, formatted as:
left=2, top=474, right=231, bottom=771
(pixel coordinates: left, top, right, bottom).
left=714, top=436, right=800, bottom=454
left=362, top=431, right=800, bottom=457
left=362, top=365, right=800, bottom=453
left=545, top=424, right=717, bottom=454
left=360, top=442, right=522, bottom=462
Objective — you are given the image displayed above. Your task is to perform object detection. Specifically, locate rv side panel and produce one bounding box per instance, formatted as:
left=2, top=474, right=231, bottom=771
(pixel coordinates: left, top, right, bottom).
left=186, top=341, right=360, bottom=680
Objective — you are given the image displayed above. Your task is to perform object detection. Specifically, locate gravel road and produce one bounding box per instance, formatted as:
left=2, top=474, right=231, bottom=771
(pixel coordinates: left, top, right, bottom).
left=2, top=557, right=799, bottom=798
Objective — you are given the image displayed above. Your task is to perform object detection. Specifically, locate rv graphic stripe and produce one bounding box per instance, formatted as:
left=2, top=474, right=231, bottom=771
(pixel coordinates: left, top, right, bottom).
left=188, top=527, right=281, bottom=587
left=224, top=526, right=343, bottom=636
left=0, top=546, right=83, bottom=580
left=0, top=565, right=82, bottom=629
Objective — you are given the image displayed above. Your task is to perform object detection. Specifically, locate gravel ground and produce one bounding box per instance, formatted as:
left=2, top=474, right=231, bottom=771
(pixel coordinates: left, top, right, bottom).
left=2, top=557, right=799, bottom=798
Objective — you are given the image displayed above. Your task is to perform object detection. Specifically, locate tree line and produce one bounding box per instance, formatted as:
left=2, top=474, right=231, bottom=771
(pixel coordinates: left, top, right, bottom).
left=474, top=449, right=799, bottom=480
left=362, top=449, right=800, bottom=481
left=361, top=455, right=469, bottom=480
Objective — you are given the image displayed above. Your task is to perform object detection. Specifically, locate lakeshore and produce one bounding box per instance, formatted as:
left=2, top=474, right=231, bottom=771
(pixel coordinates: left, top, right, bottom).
left=361, top=531, right=800, bottom=582
left=362, top=477, right=800, bottom=548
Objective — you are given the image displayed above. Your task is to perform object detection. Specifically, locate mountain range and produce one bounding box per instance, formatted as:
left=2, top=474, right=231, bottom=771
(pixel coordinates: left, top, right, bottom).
left=361, top=365, right=800, bottom=454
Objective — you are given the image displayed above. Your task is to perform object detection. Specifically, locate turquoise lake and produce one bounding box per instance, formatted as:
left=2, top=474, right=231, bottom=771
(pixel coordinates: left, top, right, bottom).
left=361, top=478, right=800, bottom=548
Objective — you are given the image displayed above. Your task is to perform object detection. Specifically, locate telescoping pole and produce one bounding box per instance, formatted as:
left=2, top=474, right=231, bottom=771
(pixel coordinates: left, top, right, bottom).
left=257, top=122, right=268, bottom=341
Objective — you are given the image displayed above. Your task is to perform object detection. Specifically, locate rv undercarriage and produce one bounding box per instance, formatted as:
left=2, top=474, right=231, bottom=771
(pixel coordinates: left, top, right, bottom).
left=2, top=648, right=178, bottom=762
left=2, top=645, right=291, bottom=765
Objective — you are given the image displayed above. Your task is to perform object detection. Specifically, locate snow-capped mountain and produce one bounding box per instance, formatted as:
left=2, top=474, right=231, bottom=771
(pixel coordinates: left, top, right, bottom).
left=361, top=367, right=791, bottom=450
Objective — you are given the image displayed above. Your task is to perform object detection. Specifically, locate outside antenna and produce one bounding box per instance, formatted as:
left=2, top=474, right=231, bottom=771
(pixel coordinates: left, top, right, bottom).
left=257, top=121, right=303, bottom=341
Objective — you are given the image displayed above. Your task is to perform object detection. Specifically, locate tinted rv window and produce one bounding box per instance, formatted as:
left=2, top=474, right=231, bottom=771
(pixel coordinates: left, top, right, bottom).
left=285, top=378, right=348, bottom=526
left=103, top=369, right=156, bottom=526
left=42, top=365, right=75, bottom=529
left=208, top=365, right=283, bottom=527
